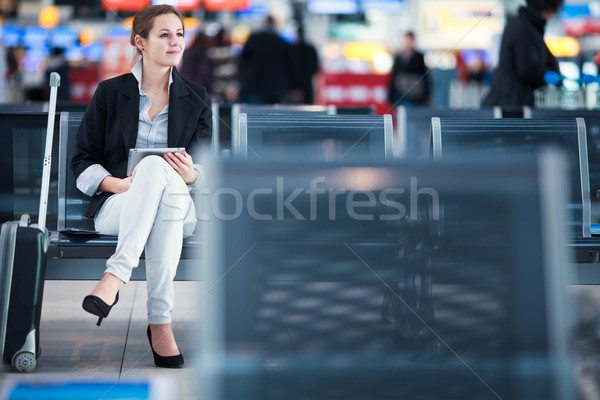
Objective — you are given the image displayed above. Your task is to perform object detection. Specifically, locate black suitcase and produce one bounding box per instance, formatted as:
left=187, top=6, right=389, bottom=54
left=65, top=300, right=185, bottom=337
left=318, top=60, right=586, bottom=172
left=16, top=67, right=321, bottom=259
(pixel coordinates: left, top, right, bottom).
left=0, top=73, right=60, bottom=372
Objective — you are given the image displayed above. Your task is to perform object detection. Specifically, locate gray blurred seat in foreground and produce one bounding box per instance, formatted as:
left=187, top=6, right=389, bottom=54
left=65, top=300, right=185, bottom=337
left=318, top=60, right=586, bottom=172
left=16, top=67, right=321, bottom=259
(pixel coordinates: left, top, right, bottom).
left=200, top=154, right=575, bottom=400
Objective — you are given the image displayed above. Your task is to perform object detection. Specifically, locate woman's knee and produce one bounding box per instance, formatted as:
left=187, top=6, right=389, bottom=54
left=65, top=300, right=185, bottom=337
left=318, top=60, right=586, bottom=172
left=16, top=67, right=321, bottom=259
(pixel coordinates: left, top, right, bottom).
left=134, top=155, right=169, bottom=177
left=158, top=184, right=193, bottom=221
left=134, top=156, right=185, bottom=186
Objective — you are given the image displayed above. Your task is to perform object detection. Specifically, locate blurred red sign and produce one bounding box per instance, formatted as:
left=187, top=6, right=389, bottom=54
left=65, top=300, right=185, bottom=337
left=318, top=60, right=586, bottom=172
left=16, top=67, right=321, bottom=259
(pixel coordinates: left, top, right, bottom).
left=174, top=0, right=201, bottom=10
left=102, top=0, right=150, bottom=12
left=69, top=65, right=101, bottom=104
left=317, top=72, right=392, bottom=115
left=150, top=0, right=201, bottom=11
left=103, top=37, right=137, bottom=80
left=563, top=19, right=600, bottom=37
left=203, top=0, right=249, bottom=11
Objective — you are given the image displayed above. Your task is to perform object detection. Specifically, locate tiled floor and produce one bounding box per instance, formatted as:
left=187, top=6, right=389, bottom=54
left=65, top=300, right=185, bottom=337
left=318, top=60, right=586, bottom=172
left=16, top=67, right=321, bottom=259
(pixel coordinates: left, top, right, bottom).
left=2, top=282, right=600, bottom=399
left=574, top=285, right=600, bottom=400
left=1, top=280, right=202, bottom=399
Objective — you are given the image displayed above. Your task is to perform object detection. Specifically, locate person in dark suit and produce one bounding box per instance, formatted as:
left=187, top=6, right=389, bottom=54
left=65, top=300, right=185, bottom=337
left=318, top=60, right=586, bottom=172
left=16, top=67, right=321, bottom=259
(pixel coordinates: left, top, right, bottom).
left=71, top=5, right=211, bottom=368
left=238, top=15, right=294, bottom=104
left=387, top=31, right=430, bottom=107
left=291, top=27, right=319, bottom=104
left=483, top=0, right=563, bottom=107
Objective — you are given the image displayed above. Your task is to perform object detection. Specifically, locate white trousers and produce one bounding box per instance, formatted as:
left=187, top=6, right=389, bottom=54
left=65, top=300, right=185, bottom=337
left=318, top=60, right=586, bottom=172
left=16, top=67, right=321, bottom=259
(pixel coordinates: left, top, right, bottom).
left=94, top=156, right=197, bottom=324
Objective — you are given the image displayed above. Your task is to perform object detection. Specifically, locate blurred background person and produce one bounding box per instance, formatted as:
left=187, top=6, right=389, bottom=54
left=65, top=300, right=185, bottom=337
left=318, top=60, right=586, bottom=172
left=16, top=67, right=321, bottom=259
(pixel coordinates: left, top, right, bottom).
left=483, top=0, right=564, bottom=107
left=238, top=15, right=294, bottom=104
left=180, top=31, right=214, bottom=95
left=454, top=50, right=470, bottom=85
left=0, top=0, right=18, bottom=17
left=209, top=27, right=239, bottom=103
left=5, top=46, right=24, bottom=103
left=387, top=31, right=430, bottom=107
left=291, top=26, right=319, bottom=104
left=45, top=47, right=71, bottom=102
left=467, top=51, right=490, bottom=85
left=0, top=45, right=7, bottom=102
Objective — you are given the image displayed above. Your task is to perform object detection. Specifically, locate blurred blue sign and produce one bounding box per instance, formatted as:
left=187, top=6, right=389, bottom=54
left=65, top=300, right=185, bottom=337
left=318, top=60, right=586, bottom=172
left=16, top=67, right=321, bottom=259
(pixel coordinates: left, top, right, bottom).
left=105, top=27, right=131, bottom=39
left=307, top=0, right=359, bottom=14
left=23, top=26, right=48, bottom=49
left=85, top=42, right=104, bottom=62
left=561, top=4, right=590, bottom=19
left=362, top=0, right=404, bottom=12
left=51, top=26, right=77, bottom=49
left=1, top=25, right=22, bottom=47
left=236, top=4, right=269, bottom=19
left=65, top=45, right=85, bottom=62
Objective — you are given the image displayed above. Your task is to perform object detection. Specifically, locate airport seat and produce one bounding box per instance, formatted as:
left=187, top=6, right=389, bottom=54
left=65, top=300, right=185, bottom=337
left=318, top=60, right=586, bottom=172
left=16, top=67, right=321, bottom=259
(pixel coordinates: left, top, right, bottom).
left=524, top=108, right=600, bottom=223
left=431, top=117, right=600, bottom=266
left=432, top=117, right=590, bottom=237
left=45, top=112, right=207, bottom=280
left=336, top=105, right=376, bottom=115
left=230, top=103, right=336, bottom=155
left=0, top=112, right=61, bottom=226
left=395, top=106, right=501, bottom=159
left=200, top=156, right=575, bottom=400
left=237, top=114, right=393, bottom=160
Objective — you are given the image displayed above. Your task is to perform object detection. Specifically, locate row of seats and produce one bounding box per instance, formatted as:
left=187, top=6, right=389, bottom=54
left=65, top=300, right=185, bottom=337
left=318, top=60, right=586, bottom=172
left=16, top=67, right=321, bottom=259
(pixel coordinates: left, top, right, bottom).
left=397, top=107, right=600, bottom=201
left=229, top=106, right=597, bottom=240
left=2, top=104, right=599, bottom=278
left=6, top=102, right=595, bottom=174
left=48, top=109, right=391, bottom=280
left=0, top=104, right=582, bottom=397
left=198, top=105, right=583, bottom=399
left=54, top=110, right=598, bottom=269
left=0, top=103, right=373, bottom=226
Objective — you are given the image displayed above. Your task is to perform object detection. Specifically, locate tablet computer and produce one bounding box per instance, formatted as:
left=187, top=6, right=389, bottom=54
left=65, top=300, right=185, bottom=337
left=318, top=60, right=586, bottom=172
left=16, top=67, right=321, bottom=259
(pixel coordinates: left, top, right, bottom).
left=127, top=147, right=186, bottom=176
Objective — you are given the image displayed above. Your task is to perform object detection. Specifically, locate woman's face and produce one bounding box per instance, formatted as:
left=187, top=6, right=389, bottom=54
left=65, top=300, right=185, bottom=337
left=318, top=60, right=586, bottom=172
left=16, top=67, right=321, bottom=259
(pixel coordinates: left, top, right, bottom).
left=138, top=13, right=185, bottom=68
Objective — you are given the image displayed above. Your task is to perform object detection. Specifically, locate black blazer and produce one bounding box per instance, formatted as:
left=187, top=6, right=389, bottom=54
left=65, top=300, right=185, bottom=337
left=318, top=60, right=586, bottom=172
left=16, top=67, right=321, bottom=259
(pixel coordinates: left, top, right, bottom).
left=71, top=68, right=212, bottom=218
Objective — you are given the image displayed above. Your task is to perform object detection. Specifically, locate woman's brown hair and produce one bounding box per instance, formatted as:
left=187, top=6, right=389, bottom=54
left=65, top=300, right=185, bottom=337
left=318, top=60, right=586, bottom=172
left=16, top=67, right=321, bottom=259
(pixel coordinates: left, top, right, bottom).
left=130, top=5, right=185, bottom=55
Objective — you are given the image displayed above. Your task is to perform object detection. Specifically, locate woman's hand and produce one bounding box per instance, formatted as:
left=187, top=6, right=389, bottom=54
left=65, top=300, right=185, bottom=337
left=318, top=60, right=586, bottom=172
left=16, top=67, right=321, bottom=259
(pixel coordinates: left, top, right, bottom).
left=99, top=176, right=132, bottom=194
left=163, top=151, right=198, bottom=184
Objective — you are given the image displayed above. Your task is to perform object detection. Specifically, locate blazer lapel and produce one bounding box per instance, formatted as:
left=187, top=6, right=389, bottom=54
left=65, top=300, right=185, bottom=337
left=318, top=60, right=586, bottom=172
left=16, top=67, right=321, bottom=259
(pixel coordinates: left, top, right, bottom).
left=168, top=69, right=192, bottom=147
left=118, top=75, right=140, bottom=152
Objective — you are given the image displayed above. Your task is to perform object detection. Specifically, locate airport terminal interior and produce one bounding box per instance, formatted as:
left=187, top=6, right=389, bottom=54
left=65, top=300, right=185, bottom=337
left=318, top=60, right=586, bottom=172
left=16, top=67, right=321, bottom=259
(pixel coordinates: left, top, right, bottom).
left=2, top=0, right=600, bottom=399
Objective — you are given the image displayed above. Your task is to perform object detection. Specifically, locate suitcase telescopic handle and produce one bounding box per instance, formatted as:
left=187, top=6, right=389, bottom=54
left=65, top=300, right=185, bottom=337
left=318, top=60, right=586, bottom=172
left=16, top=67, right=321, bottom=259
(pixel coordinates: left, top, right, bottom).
left=49, top=72, right=61, bottom=88
left=37, top=72, right=60, bottom=234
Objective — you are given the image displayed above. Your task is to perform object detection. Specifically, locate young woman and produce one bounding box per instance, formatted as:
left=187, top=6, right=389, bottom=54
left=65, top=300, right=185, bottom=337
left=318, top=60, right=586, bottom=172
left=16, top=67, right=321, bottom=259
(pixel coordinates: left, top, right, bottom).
left=71, top=5, right=212, bottom=368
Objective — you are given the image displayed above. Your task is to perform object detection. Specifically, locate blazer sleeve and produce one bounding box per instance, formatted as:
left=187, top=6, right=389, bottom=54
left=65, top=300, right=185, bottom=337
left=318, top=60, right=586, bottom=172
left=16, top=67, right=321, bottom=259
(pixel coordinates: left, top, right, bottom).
left=71, top=82, right=108, bottom=179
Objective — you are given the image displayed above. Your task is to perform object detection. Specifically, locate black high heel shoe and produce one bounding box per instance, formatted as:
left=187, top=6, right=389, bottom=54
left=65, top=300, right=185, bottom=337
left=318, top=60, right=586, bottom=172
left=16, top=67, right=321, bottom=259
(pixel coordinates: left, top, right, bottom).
left=147, top=326, right=184, bottom=368
left=82, top=292, right=119, bottom=326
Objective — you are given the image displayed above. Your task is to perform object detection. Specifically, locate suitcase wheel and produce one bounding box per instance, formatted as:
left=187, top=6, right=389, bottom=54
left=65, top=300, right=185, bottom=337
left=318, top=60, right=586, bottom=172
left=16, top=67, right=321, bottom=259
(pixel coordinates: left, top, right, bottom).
left=12, top=351, right=36, bottom=372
